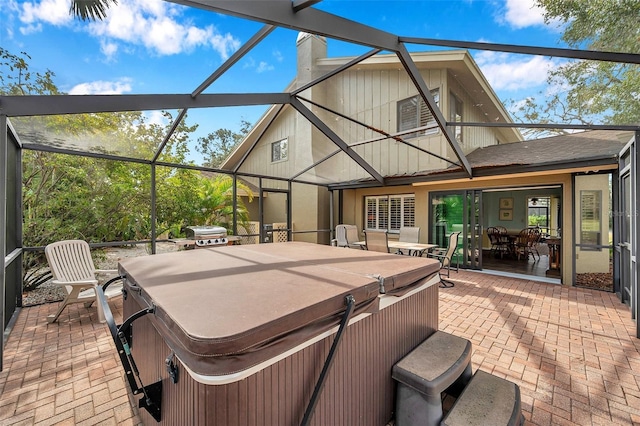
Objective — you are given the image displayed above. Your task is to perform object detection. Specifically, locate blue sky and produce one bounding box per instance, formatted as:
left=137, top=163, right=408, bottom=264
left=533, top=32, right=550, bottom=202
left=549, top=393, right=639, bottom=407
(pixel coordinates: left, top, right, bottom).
left=1, top=0, right=569, bottom=144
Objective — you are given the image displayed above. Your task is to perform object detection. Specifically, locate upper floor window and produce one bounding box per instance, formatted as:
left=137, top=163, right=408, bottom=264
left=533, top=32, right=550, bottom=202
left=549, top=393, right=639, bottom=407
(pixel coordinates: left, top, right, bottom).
left=271, top=139, right=288, bottom=162
left=366, top=194, right=415, bottom=232
left=449, top=92, right=463, bottom=144
left=397, top=89, right=440, bottom=138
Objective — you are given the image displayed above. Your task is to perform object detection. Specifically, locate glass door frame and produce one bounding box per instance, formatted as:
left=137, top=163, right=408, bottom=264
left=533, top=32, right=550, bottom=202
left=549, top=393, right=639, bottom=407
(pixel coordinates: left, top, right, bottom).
left=617, top=132, right=638, bottom=338
left=428, top=190, right=483, bottom=270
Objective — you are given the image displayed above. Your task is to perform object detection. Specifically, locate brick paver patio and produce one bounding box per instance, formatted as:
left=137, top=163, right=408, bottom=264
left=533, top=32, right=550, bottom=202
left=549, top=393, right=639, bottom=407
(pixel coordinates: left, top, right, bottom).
left=0, top=271, right=638, bottom=425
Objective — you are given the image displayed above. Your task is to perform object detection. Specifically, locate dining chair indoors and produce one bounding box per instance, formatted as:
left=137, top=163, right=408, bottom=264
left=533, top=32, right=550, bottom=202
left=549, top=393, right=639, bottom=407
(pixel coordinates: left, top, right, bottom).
left=487, top=226, right=510, bottom=258
left=45, top=239, right=123, bottom=323
left=514, top=228, right=541, bottom=261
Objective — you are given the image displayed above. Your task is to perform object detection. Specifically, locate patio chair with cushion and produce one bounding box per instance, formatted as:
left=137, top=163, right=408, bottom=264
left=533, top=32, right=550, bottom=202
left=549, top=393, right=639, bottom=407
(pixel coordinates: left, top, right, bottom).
left=364, top=229, right=390, bottom=253
left=45, top=239, right=123, bottom=323
left=428, top=231, right=460, bottom=287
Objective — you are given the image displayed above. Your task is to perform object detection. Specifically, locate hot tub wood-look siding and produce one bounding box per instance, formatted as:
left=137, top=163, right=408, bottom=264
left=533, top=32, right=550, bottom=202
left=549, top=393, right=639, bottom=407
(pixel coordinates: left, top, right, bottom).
left=120, top=242, right=440, bottom=425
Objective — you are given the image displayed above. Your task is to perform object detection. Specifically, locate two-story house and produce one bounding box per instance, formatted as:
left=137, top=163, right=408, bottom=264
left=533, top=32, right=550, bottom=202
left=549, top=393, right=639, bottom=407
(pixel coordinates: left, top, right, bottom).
left=223, top=32, right=628, bottom=287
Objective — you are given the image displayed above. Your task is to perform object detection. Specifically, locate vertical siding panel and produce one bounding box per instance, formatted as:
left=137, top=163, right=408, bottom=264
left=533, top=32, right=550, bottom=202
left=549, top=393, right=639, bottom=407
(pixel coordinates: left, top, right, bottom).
left=350, top=71, right=361, bottom=176
left=125, top=281, right=438, bottom=425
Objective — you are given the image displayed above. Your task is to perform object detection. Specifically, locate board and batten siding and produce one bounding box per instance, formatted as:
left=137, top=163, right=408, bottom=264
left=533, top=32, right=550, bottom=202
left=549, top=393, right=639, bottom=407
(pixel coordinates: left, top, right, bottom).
left=239, top=65, right=501, bottom=184
left=447, top=71, right=500, bottom=152
left=238, top=107, right=298, bottom=189
left=314, top=67, right=463, bottom=181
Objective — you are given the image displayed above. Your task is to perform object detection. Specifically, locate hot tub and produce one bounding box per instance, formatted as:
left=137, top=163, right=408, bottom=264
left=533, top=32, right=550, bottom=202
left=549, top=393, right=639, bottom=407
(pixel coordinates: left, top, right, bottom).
left=104, top=242, right=441, bottom=425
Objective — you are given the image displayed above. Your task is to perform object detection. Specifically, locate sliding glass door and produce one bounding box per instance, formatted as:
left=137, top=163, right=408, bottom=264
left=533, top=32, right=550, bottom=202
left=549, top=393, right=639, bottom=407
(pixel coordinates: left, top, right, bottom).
left=429, top=190, right=482, bottom=270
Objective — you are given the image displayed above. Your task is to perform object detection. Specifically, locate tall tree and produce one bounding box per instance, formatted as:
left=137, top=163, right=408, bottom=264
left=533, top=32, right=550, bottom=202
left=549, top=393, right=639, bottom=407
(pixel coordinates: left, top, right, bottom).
left=513, top=0, right=640, bottom=133
left=2, top=47, right=254, bottom=281
left=196, top=120, right=251, bottom=168
left=0, top=48, right=58, bottom=95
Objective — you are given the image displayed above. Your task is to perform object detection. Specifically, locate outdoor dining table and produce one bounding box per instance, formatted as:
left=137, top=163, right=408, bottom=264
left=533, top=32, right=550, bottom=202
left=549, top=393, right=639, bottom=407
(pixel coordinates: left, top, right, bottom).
left=353, top=240, right=438, bottom=256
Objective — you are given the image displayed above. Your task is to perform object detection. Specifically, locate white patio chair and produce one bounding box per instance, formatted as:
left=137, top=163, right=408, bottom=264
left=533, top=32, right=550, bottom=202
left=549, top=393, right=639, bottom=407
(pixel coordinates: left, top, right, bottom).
left=332, top=224, right=361, bottom=248
left=397, top=226, right=421, bottom=255
left=45, top=239, right=123, bottom=323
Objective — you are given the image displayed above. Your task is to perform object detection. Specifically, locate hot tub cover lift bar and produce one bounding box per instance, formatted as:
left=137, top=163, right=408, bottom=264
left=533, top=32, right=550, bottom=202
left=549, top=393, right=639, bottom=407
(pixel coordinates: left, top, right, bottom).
left=301, top=294, right=356, bottom=426
left=96, top=277, right=356, bottom=425
left=95, top=278, right=162, bottom=423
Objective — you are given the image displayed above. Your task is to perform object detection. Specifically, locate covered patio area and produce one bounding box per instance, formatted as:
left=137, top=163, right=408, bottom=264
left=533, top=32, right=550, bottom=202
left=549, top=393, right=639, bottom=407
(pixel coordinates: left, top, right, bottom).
left=0, top=271, right=638, bottom=425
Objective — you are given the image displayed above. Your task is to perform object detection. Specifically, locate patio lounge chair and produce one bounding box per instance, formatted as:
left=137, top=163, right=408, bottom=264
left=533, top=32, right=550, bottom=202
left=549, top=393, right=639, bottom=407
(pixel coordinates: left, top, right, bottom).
left=45, top=239, right=123, bottom=323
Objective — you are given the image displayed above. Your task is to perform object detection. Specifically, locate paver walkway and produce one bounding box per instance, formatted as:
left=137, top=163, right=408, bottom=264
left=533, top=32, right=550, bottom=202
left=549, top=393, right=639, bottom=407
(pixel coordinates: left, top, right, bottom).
left=0, top=271, right=638, bottom=425
left=440, top=271, right=640, bottom=425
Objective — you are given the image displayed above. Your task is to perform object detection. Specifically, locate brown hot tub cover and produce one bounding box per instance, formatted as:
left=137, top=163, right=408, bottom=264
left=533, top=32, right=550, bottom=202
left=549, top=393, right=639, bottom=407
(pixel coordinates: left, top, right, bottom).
left=118, top=242, right=440, bottom=376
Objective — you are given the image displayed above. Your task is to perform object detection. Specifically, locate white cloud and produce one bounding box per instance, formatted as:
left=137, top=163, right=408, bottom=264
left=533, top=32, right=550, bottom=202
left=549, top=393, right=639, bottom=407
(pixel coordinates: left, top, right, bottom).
left=145, top=110, right=167, bottom=126
left=210, top=33, right=241, bottom=59
left=68, top=78, right=132, bottom=95
left=100, top=40, right=118, bottom=60
left=19, top=23, right=42, bottom=35
left=19, top=0, right=71, bottom=27
left=273, top=49, right=284, bottom=63
left=256, top=61, right=274, bottom=73
left=243, top=57, right=256, bottom=69
left=501, top=0, right=546, bottom=29
left=88, top=0, right=240, bottom=58
left=16, top=0, right=240, bottom=59
left=242, top=57, right=275, bottom=73
left=475, top=50, right=560, bottom=91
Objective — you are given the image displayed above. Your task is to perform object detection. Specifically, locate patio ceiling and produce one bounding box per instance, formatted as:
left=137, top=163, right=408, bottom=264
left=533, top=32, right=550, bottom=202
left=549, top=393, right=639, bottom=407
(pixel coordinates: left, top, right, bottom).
left=1, top=0, right=640, bottom=188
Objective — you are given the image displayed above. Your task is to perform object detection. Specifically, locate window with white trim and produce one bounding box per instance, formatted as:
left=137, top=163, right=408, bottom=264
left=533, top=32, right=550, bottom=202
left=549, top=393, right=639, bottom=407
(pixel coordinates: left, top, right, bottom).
left=397, top=89, right=440, bottom=138
left=366, top=194, right=415, bottom=232
left=271, top=138, right=288, bottom=162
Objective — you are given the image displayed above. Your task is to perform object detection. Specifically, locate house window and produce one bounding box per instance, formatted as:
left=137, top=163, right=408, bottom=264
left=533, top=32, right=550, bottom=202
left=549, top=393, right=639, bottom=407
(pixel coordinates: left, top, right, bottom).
left=366, top=194, right=415, bottom=232
left=271, top=139, right=288, bottom=162
left=528, top=196, right=550, bottom=234
left=397, top=89, right=440, bottom=138
left=449, top=92, right=463, bottom=143
left=580, top=190, right=602, bottom=250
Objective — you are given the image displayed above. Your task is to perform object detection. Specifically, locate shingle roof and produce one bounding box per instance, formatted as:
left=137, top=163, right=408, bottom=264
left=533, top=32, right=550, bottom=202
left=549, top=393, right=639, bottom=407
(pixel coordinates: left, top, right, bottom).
left=335, top=130, right=634, bottom=186
left=465, top=129, right=632, bottom=169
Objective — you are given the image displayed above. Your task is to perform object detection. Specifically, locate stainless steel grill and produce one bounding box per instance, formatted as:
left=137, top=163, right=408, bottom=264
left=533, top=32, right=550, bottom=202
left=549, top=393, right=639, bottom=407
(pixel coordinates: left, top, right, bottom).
left=185, top=226, right=228, bottom=247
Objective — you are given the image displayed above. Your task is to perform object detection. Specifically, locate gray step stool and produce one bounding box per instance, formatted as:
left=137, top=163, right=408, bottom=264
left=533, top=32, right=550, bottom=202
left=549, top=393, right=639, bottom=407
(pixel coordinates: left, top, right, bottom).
left=392, top=331, right=473, bottom=426
left=441, top=369, right=524, bottom=426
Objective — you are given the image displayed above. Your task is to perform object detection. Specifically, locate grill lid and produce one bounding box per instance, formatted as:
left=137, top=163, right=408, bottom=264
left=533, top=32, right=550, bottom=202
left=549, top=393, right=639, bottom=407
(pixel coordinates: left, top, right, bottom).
left=185, top=226, right=227, bottom=239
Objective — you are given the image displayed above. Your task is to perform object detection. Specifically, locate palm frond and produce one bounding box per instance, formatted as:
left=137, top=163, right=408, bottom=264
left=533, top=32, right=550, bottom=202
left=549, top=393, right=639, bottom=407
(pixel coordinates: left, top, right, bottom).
left=69, top=0, right=118, bottom=21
